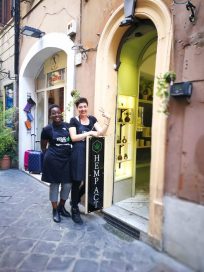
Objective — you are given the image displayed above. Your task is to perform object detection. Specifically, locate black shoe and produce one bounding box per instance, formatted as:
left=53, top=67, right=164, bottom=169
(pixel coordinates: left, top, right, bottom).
left=58, top=205, right=71, bottom=217
left=71, top=207, right=83, bottom=225
left=53, top=208, right=61, bottom=223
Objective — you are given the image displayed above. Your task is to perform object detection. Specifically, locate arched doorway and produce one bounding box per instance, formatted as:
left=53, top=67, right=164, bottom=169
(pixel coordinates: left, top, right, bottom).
left=114, top=20, right=157, bottom=222
left=19, top=33, right=75, bottom=169
left=94, top=1, right=172, bottom=244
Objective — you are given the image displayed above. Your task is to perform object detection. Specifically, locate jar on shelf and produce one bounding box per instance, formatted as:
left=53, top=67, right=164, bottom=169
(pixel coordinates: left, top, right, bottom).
left=122, top=136, right=127, bottom=143
left=124, top=153, right=128, bottom=160
left=117, top=154, right=122, bottom=160
left=124, top=112, right=130, bottom=122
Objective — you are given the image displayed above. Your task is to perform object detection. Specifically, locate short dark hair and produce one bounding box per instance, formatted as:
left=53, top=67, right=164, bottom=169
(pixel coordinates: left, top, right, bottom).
left=48, top=104, right=60, bottom=116
left=75, top=97, right=88, bottom=107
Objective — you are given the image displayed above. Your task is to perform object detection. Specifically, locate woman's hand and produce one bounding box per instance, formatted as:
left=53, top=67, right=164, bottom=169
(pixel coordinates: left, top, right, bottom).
left=89, top=131, right=98, bottom=137
left=99, top=107, right=111, bottom=121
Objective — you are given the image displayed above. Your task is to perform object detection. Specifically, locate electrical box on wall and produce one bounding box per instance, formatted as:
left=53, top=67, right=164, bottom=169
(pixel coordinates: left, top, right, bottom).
left=67, top=20, right=77, bottom=37
left=75, top=52, right=82, bottom=66
left=170, top=82, right=192, bottom=98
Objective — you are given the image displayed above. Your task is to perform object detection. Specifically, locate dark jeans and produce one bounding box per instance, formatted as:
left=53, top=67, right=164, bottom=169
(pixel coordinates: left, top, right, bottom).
left=71, top=181, right=85, bottom=208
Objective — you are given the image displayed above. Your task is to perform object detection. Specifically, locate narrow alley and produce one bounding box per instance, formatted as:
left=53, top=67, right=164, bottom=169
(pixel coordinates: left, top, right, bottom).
left=0, top=170, right=193, bottom=272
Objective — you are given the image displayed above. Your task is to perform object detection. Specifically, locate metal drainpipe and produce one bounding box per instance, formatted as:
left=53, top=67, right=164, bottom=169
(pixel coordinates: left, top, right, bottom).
left=14, top=0, right=20, bottom=108
left=13, top=0, right=20, bottom=168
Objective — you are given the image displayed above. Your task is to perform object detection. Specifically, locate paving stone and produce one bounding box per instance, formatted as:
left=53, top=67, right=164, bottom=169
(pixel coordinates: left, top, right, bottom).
left=61, top=230, right=84, bottom=243
left=54, top=243, right=79, bottom=257
left=73, top=259, right=99, bottom=272
left=80, top=245, right=101, bottom=259
left=18, top=253, right=49, bottom=271
left=9, top=239, right=37, bottom=253
left=0, top=170, right=193, bottom=272
left=0, top=251, right=26, bottom=269
left=103, top=247, right=125, bottom=261
left=46, top=256, right=74, bottom=271
left=21, top=227, right=46, bottom=239
left=40, top=229, right=63, bottom=242
left=32, top=240, right=57, bottom=255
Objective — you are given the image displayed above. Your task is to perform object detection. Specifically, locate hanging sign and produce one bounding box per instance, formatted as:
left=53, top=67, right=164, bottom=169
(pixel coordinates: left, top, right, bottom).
left=85, top=137, right=105, bottom=213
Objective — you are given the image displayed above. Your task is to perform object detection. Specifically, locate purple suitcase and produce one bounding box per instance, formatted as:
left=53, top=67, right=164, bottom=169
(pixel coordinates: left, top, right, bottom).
left=28, top=151, right=43, bottom=174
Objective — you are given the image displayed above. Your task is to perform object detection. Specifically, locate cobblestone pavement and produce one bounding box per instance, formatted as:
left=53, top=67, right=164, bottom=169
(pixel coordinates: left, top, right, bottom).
left=0, top=170, right=193, bottom=272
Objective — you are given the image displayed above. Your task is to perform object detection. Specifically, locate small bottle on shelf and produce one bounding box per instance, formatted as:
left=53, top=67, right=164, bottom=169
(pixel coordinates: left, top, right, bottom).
left=124, top=112, right=130, bottom=122
left=117, top=154, right=122, bottom=160
left=124, top=153, right=128, bottom=160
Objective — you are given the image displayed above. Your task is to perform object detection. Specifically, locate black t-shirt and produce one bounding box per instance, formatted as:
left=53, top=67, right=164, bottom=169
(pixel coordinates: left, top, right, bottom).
left=41, top=122, right=72, bottom=158
left=69, top=115, right=97, bottom=136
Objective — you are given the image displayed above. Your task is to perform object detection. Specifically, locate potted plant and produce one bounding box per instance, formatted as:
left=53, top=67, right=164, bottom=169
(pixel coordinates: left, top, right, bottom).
left=66, top=89, right=80, bottom=112
left=156, top=71, right=176, bottom=115
left=0, top=104, right=18, bottom=169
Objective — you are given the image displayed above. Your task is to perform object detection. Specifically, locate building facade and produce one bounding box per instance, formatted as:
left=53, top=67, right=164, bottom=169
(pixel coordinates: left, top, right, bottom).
left=0, top=0, right=16, bottom=110
left=12, top=0, right=204, bottom=271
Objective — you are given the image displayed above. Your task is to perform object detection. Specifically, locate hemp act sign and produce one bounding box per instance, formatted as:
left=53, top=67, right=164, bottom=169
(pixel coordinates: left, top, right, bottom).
left=85, top=137, right=105, bottom=213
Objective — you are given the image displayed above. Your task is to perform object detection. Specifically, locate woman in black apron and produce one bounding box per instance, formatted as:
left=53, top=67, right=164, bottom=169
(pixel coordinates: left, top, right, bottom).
left=69, top=97, right=110, bottom=224
left=41, top=104, right=72, bottom=223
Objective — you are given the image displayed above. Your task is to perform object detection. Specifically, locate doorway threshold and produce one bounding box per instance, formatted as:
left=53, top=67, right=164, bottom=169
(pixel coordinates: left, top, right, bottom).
left=103, top=203, right=148, bottom=241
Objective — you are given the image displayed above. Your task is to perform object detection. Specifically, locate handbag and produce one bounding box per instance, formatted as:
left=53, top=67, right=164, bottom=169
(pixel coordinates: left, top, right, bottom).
left=25, top=120, right=31, bottom=130
left=27, top=112, right=34, bottom=122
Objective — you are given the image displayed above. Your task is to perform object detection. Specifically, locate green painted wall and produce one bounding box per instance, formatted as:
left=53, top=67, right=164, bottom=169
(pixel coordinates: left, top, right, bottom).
left=118, top=31, right=157, bottom=97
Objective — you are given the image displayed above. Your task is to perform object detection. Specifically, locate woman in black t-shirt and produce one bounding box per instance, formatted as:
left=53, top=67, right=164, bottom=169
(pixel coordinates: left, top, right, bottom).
left=41, top=104, right=72, bottom=223
left=69, top=97, right=110, bottom=224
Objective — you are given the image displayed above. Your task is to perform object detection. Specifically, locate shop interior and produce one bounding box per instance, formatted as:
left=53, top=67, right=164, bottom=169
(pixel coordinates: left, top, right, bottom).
left=113, top=20, right=157, bottom=223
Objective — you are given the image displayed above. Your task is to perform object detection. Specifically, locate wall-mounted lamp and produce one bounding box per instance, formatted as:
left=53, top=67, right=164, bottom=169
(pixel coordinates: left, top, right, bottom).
left=21, top=25, right=45, bottom=38
left=113, top=61, right=121, bottom=71
left=0, top=58, right=16, bottom=80
left=173, top=0, right=196, bottom=23
left=120, top=0, right=138, bottom=27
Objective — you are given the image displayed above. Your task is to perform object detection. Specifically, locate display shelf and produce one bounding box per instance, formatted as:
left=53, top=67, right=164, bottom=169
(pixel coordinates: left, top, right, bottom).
left=115, top=174, right=132, bottom=182
left=136, top=95, right=152, bottom=168
left=115, top=95, right=135, bottom=180
left=118, top=122, right=134, bottom=125
left=116, top=159, right=131, bottom=163
left=137, top=146, right=151, bottom=149
left=139, top=99, right=152, bottom=104
left=116, top=142, right=131, bottom=146
left=136, top=162, right=150, bottom=168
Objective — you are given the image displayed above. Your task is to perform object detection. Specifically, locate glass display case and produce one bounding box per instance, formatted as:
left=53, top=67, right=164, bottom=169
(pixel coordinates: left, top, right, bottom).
left=115, top=93, right=152, bottom=187
left=115, top=95, right=135, bottom=181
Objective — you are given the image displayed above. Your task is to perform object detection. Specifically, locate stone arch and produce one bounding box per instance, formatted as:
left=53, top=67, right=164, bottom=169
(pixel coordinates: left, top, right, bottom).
left=94, top=0, right=172, bottom=244
left=19, top=33, right=75, bottom=169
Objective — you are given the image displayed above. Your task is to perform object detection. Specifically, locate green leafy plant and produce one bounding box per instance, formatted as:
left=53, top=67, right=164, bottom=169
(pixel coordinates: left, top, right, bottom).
left=66, top=89, right=80, bottom=112
left=156, top=71, right=176, bottom=115
left=0, top=104, right=18, bottom=163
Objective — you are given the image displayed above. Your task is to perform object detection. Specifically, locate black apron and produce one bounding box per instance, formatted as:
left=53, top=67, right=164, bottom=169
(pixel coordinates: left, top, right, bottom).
left=71, top=119, right=94, bottom=181
left=41, top=123, right=72, bottom=184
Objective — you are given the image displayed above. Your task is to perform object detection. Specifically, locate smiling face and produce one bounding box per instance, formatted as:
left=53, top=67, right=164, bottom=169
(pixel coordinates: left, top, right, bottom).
left=50, top=107, right=62, bottom=124
left=77, top=102, right=88, bottom=118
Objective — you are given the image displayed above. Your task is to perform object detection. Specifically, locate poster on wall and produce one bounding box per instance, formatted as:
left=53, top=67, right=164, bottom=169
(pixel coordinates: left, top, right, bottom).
left=47, top=68, right=65, bottom=87
left=5, top=83, right=14, bottom=109
left=85, top=137, right=105, bottom=213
